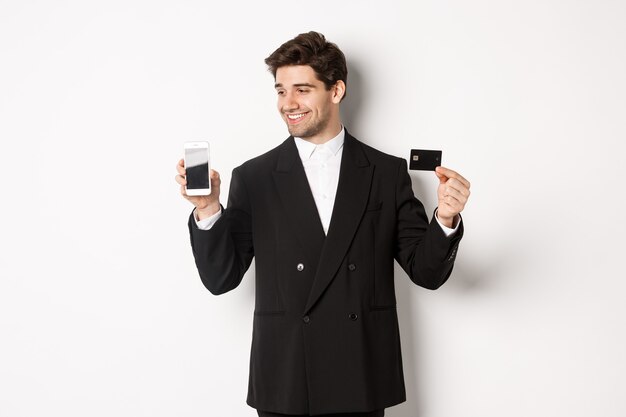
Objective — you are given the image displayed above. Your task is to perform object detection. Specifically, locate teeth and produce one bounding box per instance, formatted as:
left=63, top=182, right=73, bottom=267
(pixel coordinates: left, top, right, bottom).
left=287, top=113, right=306, bottom=119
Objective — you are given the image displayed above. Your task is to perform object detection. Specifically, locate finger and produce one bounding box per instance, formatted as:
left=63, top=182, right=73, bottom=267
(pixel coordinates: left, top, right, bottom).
left=444, top=178, right=471, bottom=198
left=436, top=166, right=470, bottom=189
left=441, top=196, right=464, bottom=213
left=175, top=174, right=187, bottom=186
left=441, top=189, right=462, bottom=205
left=435, top=170, right=448, bottom=184
left=441, top=184, right=465, bottom=201
left=210, top=169, right=221, bottom=190
left=180, top=184, right=188, bottom=197
left=177, top=159, right=186, bottom=176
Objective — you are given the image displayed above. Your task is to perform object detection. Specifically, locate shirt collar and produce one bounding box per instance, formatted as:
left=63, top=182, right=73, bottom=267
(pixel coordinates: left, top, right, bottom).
left=294, top=126, right=345, bottom=161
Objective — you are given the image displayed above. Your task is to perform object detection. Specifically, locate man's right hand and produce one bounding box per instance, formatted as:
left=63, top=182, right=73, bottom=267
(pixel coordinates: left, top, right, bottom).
left=175, top=159, right=221, bottom=220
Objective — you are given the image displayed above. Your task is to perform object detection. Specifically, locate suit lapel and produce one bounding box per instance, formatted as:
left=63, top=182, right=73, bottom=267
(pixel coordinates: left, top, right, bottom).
left=304, top=133, right=374, bottom=314
left=272, top=137, right=326, bottom=266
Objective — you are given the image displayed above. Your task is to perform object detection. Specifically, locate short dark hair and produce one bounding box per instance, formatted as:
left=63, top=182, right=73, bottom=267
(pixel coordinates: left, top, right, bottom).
left=265, top=31, right=348, bottom=99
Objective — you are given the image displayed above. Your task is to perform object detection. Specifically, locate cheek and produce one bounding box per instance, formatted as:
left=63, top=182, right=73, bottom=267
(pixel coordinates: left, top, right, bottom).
left=315, top=101, right=331, bottom=117
left=303, top=98, right=320, bottom=113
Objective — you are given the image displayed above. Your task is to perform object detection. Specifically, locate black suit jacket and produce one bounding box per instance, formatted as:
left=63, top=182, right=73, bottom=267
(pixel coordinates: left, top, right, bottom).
left=188, top=131, right=463, bottom=415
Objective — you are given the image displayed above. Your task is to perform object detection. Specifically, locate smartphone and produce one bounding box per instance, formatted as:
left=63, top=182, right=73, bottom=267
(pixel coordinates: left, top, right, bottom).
left=184, top=141, right=211, bottom=196
left=409, top=149, right=442, bottom=171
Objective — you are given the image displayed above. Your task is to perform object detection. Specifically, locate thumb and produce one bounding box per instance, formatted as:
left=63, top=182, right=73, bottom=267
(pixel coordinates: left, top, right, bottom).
left=435, top=169, right=447, bottom=184
left=210, top=169, right=221, bottom=190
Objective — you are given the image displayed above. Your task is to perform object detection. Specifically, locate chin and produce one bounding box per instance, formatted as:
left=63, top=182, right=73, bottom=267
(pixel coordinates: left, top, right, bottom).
left=288, top=126, right=310, bottom=138
left=289, top=123, right=325, bottom=139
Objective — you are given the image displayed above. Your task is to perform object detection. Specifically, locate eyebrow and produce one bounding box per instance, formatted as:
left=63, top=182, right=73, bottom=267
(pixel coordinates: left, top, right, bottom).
left=274, top=83, right=317, bottom=89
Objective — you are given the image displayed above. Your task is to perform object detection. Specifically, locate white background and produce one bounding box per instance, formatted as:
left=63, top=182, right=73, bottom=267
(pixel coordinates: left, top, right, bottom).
left=1, top=1, right=625, bottom=416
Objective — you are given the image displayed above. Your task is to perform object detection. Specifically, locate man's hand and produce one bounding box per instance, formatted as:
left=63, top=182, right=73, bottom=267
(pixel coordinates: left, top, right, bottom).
left=435, top=166, right=471, bottom=228
left=175, top=159, right=221, bottom=220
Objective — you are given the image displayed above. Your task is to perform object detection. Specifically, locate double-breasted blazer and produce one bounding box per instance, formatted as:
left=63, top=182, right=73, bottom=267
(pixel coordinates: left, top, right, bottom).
left=188, top=131, right=463, bottom=415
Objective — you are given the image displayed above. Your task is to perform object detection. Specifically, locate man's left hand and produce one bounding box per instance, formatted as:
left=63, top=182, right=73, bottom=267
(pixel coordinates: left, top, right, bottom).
left=435, top=166, right=471, bottom=228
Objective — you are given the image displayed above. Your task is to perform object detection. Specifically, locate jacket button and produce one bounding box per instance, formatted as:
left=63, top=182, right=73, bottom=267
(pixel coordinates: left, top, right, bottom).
left=348, top=263, right=356, bottom=271
left=296, top=263, right=305, bottom=272
left=348, top=313, right=358, bottom=321
left=303, top=315, right=310, bottom=324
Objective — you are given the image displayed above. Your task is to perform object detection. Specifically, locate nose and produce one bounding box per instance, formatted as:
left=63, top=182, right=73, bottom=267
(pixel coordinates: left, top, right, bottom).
left=280, top=91, right=299, bottom=112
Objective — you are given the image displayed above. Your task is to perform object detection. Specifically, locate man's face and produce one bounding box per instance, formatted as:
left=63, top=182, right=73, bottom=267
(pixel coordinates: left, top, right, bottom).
left=275, top=65, right=342, bottom=143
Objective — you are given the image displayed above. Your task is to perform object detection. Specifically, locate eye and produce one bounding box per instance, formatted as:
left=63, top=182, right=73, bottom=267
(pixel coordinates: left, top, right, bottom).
left=276, top=90, right=285, bottom=96
left=297, top=88, right=309, bottom=94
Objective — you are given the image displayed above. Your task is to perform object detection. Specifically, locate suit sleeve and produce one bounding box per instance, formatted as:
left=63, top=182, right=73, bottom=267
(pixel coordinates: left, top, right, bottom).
left=188, top=167, right=254, bottom=295
left=394, top=158, right=463, bottom=290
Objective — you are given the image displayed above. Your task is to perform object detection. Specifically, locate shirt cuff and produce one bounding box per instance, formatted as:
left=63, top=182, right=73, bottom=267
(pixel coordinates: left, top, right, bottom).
left=195, top=207, right=223, bottom=230
left=434, top=209, right=461, bottom=237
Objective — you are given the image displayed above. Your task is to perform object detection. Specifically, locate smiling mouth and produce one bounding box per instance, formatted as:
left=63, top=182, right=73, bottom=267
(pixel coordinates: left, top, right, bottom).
left=286, top=112, right=309, bottom=123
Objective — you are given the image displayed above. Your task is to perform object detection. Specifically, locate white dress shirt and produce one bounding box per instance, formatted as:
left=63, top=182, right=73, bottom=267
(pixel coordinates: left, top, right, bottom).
left=294, top=129, right=344, bottom=234
left=195, top=127, right=459, bottom=237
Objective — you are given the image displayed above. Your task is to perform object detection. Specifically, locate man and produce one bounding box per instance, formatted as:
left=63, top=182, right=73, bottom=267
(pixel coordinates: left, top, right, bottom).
left=175, top=31, right=470, bottom=417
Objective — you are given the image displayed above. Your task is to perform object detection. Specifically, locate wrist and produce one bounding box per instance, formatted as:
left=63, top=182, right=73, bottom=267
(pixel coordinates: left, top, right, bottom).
left=196, top=202, right=221, bottom=220
left=435, top=210, right=455, bottom=228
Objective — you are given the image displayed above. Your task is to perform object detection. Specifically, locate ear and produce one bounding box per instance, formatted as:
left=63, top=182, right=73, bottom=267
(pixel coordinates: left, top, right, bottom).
left=331, top=80, right=346, bottom=104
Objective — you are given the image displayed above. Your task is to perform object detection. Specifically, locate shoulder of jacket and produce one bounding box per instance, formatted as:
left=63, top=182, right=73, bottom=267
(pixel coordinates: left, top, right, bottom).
left=350, top=135, right=405, bottom=168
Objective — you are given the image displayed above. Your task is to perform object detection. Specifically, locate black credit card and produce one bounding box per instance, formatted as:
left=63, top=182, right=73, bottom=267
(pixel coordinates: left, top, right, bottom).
left=409, top=149, right=442, bottom=171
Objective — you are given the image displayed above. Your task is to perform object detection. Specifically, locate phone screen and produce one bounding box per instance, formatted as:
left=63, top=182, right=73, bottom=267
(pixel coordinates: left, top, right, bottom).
left=185, top=147, right=210, bottom=189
